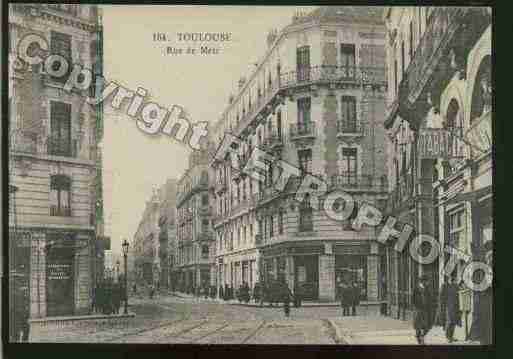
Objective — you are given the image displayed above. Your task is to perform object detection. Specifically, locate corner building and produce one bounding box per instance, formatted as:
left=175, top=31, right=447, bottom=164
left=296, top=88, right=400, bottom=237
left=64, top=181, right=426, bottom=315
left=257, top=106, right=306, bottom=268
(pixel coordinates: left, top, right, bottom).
left=212, top=7, right=389, bottom=305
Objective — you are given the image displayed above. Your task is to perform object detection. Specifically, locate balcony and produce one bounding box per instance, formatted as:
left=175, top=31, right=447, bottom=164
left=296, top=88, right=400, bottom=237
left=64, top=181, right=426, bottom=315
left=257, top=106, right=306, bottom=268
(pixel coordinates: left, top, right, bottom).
left=262, top=132, right=284, bottom=153
left=465, top=111, right=492, bottom=157
left=50, top=205, right=71, bottom=217
left=289, top=122, right=316, bottom=142
left=47, top=136, right=78, bottom=158
left=10, top=130, right=39, bottom=154
left=280, top=65, right=386, bottom=88
left=402, top=7, right=490, bottom=110
left=329, top=173, right=387, bottom=193
left=337, top=120, right=364, bottom=138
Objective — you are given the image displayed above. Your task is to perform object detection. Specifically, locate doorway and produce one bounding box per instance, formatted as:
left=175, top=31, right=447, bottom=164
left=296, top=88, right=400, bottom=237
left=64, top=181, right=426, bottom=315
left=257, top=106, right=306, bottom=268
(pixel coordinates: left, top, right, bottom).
left=294, top=255, right=319, bottom=300
left=46, top=247, right=74, bottom=317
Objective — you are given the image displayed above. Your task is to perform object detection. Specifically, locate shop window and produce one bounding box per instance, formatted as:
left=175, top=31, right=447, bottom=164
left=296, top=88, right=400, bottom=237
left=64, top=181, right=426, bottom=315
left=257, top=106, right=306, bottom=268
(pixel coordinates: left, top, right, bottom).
left=50, top=175, right=71, bottom=216
left=336, top=255, right=367, bottom=301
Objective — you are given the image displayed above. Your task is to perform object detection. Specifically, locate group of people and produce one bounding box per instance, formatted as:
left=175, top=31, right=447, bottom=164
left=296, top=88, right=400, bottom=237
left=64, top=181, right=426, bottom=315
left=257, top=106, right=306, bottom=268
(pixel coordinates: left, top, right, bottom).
left=92, top=279, right=126, bottom=315
left=412, top=274, right=465, bottom=345
left=337, top=280, right=361, bottom=316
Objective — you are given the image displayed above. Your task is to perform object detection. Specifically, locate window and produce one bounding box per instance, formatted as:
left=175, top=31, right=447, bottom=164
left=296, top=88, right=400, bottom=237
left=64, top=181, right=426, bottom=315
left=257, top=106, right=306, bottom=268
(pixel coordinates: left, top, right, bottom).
left=340, top=148, right=357, bottom=184
left=299, top=195, right=313, bottom=232
left=297, top=97, right=311, bottom=126
left=296, top=46, right=310, bottom=82
left=340, top=96, right=357, bottom=132
left=340, top=43, right=356, bottom=77
left=250, top=223, right=254, bottom=238
left=49, top=101, right=73, bottom=157
left=298, top=149, right=312, bottom=175
left=277, top=110, right=282, bottom=139
left=279, top=211, right=284, bottom=235
left=269, top=215, right=274, bottom=238
left=201, top=245, right=209, bottom=259
left=202, top=193, right=208, bottom=206
left=50, top=31, right=72, bottom=82
left=449, top=210, right=466, bottom=251
left=50, top=175, right=71, bottom=216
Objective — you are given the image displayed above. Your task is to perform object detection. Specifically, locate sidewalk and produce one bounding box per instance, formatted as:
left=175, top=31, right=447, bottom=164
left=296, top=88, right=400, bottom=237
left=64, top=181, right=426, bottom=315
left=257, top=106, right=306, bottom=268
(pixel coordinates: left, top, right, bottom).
left=328, top=316, right=480, bottom=345
left=168, top=291, right=373, bottom=308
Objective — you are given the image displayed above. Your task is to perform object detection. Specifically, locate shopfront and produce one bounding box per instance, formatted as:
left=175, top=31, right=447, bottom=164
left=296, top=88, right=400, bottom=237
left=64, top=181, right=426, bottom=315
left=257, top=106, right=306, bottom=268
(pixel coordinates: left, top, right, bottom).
left=46, top=246, right=75, bottom=317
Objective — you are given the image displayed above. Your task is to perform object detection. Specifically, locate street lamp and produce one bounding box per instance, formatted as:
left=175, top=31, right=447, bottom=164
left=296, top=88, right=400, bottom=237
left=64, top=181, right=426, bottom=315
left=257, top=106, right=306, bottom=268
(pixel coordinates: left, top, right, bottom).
left=122, top=239, right=129, bottom=315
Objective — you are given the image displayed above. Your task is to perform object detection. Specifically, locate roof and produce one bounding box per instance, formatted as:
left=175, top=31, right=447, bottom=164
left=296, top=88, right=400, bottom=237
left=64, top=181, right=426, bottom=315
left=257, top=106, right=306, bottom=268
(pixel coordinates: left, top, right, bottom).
left=298, top=6, right=385, bottom=25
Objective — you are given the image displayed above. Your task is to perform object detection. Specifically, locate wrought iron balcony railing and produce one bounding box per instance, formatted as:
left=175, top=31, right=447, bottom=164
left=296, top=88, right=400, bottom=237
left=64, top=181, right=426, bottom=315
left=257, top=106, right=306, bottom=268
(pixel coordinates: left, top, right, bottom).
left=47, top=136, right=78, bottom=158
left=10, top=130, right=38, bottom=154
left=289, top=122, right=316, bottom=140
left=329, top=173, right=387, bottom=192
left=336, top=120, right=364, bottom=136
left=280, top=65, right=386, bottom=88
left=50, top=205, right=71, bottom=217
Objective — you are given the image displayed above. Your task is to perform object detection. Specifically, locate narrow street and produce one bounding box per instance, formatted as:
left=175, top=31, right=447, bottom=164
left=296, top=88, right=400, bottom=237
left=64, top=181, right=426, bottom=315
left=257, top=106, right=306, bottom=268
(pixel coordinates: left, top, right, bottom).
left=36, top=294, right=478, bottom=344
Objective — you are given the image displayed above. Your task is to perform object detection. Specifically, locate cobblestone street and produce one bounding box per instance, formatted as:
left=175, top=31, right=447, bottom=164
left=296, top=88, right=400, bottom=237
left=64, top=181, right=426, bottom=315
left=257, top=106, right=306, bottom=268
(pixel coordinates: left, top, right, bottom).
left=32, top=294, right=478, bottom=345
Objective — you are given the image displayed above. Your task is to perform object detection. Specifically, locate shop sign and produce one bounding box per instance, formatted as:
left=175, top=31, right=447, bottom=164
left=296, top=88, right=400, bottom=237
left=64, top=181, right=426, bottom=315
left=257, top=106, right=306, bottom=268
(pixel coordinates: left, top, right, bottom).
left=418, top=129, right=464, bottom=159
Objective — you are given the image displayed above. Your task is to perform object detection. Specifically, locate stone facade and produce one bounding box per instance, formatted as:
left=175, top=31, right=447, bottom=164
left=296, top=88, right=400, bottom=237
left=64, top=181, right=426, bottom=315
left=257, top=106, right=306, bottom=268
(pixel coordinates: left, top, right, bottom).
left=8, top=4, right=103, bottom=326
left=211, top=7, right=389, bottom=302
left=383, top=7, right=492, bottom=336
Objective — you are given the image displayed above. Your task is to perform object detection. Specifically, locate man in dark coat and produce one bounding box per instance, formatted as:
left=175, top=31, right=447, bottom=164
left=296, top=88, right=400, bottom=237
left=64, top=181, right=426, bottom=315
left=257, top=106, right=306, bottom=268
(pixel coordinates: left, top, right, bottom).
left=339, top=280, right=351, bottom=316
left=413, top=275, right=435, bottom=344
left=279, top=277, right=293, bottom=317
left=219, top=285, right=224, bottom=300
left=351, top=281, right=360, bottom=316
left=438, top=276, right=461, bottom=343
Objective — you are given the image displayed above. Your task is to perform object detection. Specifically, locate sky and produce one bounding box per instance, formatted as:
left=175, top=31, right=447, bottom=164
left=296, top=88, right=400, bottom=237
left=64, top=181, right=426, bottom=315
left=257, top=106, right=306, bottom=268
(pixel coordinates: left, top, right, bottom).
left=101, top=5, right=316, bottom=258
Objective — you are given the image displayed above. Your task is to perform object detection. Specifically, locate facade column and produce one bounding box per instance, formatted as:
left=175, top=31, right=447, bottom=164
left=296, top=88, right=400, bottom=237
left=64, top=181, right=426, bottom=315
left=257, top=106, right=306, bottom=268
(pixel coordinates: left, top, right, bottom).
left=318, top=254, right=335, bottom=301
left=367, top=242, right=380, bottom=302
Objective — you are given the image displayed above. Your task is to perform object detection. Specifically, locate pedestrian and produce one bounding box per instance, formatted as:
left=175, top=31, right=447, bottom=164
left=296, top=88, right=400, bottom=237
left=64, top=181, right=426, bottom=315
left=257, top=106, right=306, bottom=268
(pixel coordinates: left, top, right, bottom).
left=91, top=283, right=98, bottom=313
left=412, top=274, right=435, bottom=345
left=224, top=283, right=229, bottom=301
left=112, top=282, right=121, bottom=315
left=339, top=280, right=351, bottom=316
left=437, top=276, right=462, bottom=343
left=253, top=282, right=261, bottom=304
left=351, top=281, right=360, bottom=316
left=149, top=283, right=155, bottom=299
left=219, top=285, right=224, bottom=300
left=280, top=277, right=293, bottom=318
left=293, top=282, right=302, bottom=308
